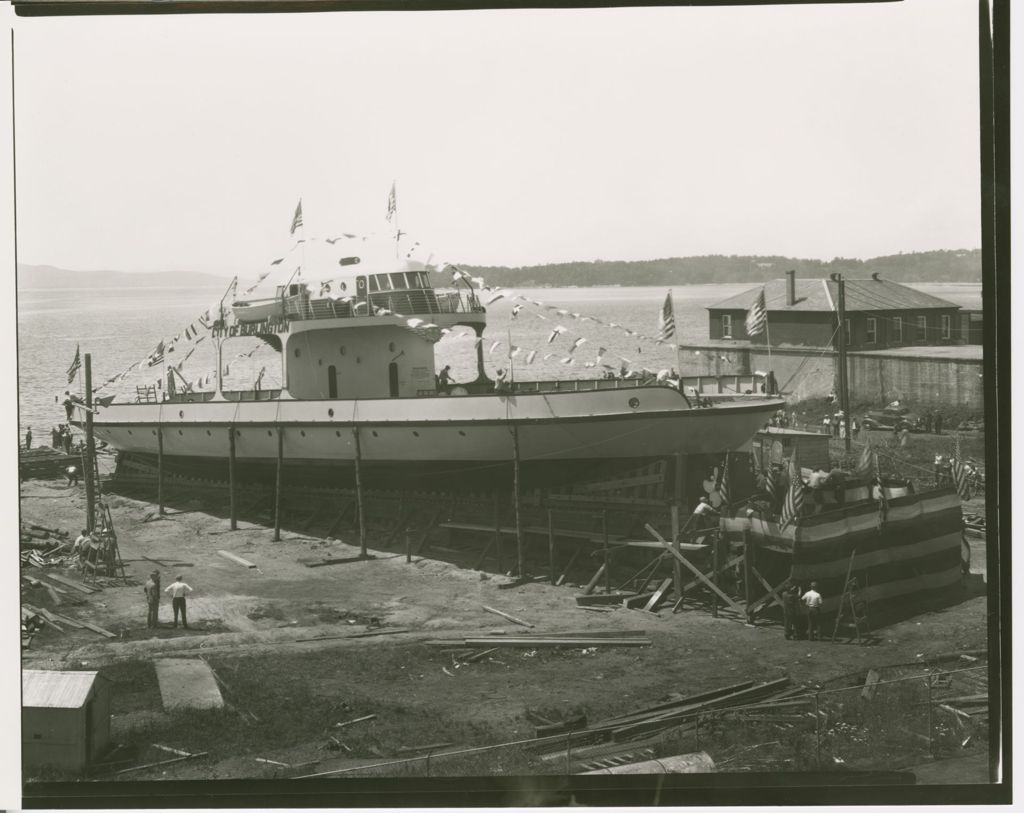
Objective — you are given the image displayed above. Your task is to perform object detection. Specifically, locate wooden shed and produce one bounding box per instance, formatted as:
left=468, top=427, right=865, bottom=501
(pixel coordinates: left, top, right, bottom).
left=22, top=670, right=111, bottom=773
left=752, top=427, right=831, bottom=472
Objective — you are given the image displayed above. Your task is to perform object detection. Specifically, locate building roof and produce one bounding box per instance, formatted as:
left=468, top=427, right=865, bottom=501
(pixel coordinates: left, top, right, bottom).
left=23, top=670, right=99, bottom=709
left=708, top=278, right=961, bottom=313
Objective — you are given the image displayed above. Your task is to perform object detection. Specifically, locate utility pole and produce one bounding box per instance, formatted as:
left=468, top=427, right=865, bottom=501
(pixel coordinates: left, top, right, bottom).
left=84, top=353, right=97, bottom=531
left=832, top=273, right=852, bottom=452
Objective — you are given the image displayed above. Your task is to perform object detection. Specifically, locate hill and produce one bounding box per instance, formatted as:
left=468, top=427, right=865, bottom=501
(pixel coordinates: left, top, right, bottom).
left=462, top=249, right=982, bottom=288
left=16, top=264, right=228, bottom=289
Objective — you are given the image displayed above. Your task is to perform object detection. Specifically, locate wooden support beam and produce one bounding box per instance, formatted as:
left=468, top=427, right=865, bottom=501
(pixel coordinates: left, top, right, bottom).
left=548, top=508, right=556, bottom=585
left=274, top=427, right=283, bottom=542
left=557, top=544, right=584, bottom=586
left=602, top=510, right=611, bottom=594
left=512, top=425, right=525, bottom=579
left=582, top=563, right=606, bottom=596
left=615, top=555, right=663, bottom=593
left=642, top=577, right=674, bottom=612
left=156, top=426, right=164, bottom=516
left=743, top=530, right=754, bottom=619
left=747, top=569, right=790, bottom=617
left=482, top=605, right=534, bottom=628
left=649, top=530, right=745, bottom=615
left=352, top=427, right=367, bottom=558
left=492, top=492, right=503, bottom=574
left=228, top=425, right=237, bottom=530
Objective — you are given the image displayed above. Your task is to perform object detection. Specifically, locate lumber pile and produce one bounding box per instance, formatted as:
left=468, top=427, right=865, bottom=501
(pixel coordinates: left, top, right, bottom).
left=19, top=447, right=79, bottom=480
left=962, top=512, right=985, bottom=535
left=20, top=523, right=75, bottom=567
left=528, top=676, right=802, bottom=768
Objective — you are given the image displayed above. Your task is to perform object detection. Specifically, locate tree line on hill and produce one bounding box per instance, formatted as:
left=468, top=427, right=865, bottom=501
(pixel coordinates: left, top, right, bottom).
left=462, top=249, right=982, bottom=288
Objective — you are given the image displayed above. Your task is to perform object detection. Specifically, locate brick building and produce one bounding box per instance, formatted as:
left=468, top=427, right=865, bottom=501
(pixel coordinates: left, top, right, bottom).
left=706, top=271, right=963, bottom=350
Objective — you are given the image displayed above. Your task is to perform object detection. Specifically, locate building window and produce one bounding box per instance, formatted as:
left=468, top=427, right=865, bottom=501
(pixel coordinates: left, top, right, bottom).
left=917, top=315, right=927, bottom=340
left=865, top=317, right=877, bottom=345
left=722, top=314, right=732, bottom=338
left=941, top=314, right=951, bottom=339
left=844, top=319, right=852, bottom=346
left=893, top=316, right=903, bottom=343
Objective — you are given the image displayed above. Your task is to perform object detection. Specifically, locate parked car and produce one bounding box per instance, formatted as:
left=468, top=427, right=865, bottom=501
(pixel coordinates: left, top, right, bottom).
left=860, top=406, right=923, bottom=432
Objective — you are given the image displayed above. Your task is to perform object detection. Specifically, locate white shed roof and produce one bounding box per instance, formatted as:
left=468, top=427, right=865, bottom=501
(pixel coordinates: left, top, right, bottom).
left=23, top=670, right=99, bottom=709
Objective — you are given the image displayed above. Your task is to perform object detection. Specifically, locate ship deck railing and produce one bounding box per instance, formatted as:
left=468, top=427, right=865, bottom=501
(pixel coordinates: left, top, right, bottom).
left=138, top=374, right=770, bottom=405
left=218, top=288, right=484, bottom=337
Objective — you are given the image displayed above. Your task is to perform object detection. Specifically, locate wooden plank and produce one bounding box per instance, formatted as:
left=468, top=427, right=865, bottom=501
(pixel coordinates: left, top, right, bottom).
left=623, top=593, right=657, bottom=609
left=482, top=605, right=534, bottom=628
left=642, top=578, right=674, bottom=612
left=582, top=563, right=606, bottom=596
left=49, top=613, right=85, bottom=629
left=576, top=592, right=636, bottom=606
left=650, top=532, right=745, bottom=615
left=218, top=550, right=256, bottom=568
left=747, top=571, right=791, bottom=617
left=335, top=714, right=377, bottom=728
left=115, top=751, right=208, bottom=775
left=44, top=573, right=98, bottom=594
left=77, top=619, right=118, bottom=639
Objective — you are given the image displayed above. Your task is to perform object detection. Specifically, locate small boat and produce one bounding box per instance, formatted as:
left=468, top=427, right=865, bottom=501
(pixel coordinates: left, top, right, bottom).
left=88, top=221, right=785, bottom=492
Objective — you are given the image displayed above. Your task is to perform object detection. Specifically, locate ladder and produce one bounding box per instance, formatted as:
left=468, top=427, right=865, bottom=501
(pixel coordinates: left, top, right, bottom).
left=831, top=550, right=867, bottom=643
left=81, top=443, right=128, bottom=584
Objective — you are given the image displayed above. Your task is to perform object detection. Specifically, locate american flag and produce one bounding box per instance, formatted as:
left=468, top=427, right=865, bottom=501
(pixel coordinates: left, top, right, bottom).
left=717, top=455, right=731, bottom=509
left=779, top=458, right=805, bottom=530
left=657, top=291, right=676, bottom=341
left=745, top=288, right=768, bottom=337
left=290, top=199, right=303, bottom=234
left=764, top=465, right=781, bottom=508
left=386, top=182, right=397, bottom=223
left=951, top=433, right=972, bottom=500
left=66, top=344, right=81, bottom=384
left=854, top=442, right=876, bottom=480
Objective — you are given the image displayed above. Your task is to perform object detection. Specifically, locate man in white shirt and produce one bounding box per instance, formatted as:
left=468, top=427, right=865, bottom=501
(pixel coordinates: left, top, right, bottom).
left=801, top=582, right=823, bottom=641
left=165, top=575, right=194, bottom=629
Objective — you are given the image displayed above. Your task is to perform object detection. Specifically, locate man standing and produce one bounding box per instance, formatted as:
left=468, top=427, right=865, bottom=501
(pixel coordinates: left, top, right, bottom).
left=165, top=575, right=194, bottom=629
left=144, top=571, right=161, bottom=628
left=802, top=581, right=823, bottom=641
left=934, top=412, right=943, bottom=435
left=782, top=585, right=801, bottom=640
left=65, top=464, right=80, bottom=487
left=25, top=427, right=32, bottom=450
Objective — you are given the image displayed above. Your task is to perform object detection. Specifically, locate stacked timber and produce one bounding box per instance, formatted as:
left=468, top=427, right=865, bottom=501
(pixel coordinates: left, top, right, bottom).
left=529, top=676, right=802, bottom=769
left=19, top=447, right=79, bottom=480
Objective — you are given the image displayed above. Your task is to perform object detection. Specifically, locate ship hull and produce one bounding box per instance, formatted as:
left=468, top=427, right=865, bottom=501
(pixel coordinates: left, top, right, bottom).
left=92, top=386, right=783, bottom=489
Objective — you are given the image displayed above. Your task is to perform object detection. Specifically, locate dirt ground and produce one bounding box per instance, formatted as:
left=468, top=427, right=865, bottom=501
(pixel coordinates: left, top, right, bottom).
left=19, top=458, right=993, bottom=783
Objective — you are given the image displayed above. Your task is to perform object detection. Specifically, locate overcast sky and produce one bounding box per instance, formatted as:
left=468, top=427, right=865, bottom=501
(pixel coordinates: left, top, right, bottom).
left=10, top=0, right=980, bottom=275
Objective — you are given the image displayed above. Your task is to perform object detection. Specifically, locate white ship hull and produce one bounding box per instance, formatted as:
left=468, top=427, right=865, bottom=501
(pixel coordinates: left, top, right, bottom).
left=93, top=387, right=781, bottom=472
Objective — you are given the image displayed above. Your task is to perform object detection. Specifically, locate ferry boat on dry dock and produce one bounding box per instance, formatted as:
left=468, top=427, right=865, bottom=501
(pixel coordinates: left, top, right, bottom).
left=87, top=230, right=785, bottom=490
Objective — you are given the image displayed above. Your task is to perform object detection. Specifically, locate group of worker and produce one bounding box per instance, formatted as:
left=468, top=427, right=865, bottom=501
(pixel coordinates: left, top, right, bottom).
left=782, top=583, right=824, bottom=641
left=142, top=570, right=194, bottom=630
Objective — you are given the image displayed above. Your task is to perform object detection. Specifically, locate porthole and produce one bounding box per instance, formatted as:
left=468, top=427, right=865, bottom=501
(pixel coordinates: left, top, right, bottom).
left=372, top=430, right=378, bottom=438
left=151, top=430, right=156, bottom=436
left=412, top=431, right=420, bottom=437
left=301, top=430, right=306, bottom=437
left=294, top=348, right=301, bottom=358
left=628, top=397, right=640, bottom=409
left=388, top=342, right=396, bottom=352
left=339, top=346, right=347, bottom=356
left=178, top=410, right=184, bottom=418
left=328, top=408, right=335, bottom=417
left=458, top=430, right=466, bottom=437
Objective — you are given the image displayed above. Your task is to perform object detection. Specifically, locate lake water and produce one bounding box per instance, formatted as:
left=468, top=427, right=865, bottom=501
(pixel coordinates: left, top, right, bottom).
left=17, top=282, right=982, bottom=441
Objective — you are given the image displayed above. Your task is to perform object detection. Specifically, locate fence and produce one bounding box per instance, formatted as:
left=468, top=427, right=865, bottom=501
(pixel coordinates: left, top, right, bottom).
left=295, top=664, right=988, bottom=779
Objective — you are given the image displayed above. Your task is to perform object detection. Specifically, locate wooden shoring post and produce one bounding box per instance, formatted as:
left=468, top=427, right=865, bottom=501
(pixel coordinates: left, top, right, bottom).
left=743, top=529, right=754, bottom=620
left=352, top=426, right=367, bottom=558
left=602, top=510, right=611, bottom=593
left=493, top=492, right=503, bottom=574
left=228, top=424, right=237, bottom=530
left=83, top=354, right=96, bottom=531
left=156, top=425, right=164, bottom=516
left=711, top=533, right=721, bottom=618
left=274, top=426, right=283, bottom=542
left=670, top=501, right=682, bottom=601
left=557, top=544, right=584, bottom=586
left=512, top=425, right=525, bottom=579
left=547, top=507, right=556, bottom=585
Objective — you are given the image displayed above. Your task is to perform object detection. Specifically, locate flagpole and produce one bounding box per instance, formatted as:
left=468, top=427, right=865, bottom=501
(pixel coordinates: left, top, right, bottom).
left=764, top=314, right=772, bottom=392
